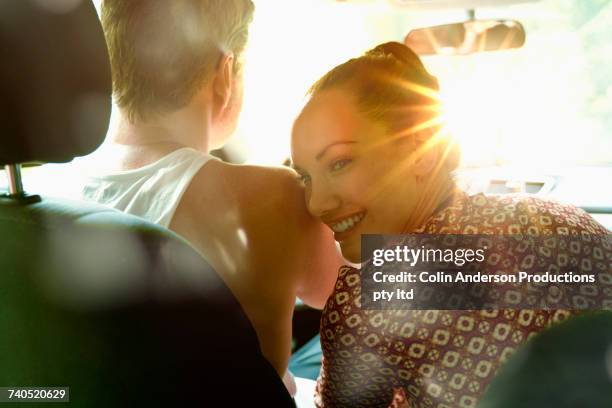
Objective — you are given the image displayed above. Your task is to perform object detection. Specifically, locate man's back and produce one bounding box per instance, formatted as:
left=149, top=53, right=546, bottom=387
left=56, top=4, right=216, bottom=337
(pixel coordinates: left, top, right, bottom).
left=91, top=0, right=343, bottom=389
left=83, top=144, right=341, bottom=383
left=82, top=147, right=215, bottom=227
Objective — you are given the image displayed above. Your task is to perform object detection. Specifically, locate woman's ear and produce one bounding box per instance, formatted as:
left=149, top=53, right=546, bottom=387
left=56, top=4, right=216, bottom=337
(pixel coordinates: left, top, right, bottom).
left=211, top=52, right=235, bottom=118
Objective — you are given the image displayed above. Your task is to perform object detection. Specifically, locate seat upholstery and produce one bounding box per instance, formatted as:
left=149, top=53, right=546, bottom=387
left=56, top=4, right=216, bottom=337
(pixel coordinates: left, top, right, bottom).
left=0, top=0, right=110, bottom=165
left=0, top=199, right=294, bottom=406
left=0, top=1, right=293, bottom=406
left=477, top=312, right=612, bottom=408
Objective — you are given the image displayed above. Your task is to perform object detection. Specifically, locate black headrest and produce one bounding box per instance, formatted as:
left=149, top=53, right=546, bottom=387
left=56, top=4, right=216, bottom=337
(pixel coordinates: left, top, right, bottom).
left=0, top=0, right=111, bottom=166
left=0, top=198, right=295, bottom=406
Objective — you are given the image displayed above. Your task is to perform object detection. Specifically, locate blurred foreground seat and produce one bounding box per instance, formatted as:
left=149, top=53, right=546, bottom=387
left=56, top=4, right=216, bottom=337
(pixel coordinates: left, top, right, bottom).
left=478, top=311, right=612, bottom=408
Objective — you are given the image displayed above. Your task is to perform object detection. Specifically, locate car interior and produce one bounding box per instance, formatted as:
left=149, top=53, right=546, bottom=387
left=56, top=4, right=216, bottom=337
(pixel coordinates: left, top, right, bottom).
left=1, top=0, right=611, bottom=406
left=0, top=1, right=293, bottom=406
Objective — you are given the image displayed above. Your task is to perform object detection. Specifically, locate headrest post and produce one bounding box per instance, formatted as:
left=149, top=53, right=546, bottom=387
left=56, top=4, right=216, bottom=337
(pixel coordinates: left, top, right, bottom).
left=5, top=164, right=24, bottom=196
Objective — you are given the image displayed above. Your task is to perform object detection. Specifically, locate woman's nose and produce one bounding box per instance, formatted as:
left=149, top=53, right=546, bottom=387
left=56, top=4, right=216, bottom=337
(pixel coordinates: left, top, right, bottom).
left=307, top=182, right=340, bottom=218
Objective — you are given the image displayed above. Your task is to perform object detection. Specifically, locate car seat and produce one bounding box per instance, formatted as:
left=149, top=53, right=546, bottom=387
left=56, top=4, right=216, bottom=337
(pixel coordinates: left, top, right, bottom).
left=0, top=1, right=294, bottom=406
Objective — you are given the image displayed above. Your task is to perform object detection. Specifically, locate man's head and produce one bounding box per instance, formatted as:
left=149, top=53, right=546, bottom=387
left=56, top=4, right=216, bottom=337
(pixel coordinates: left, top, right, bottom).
left=102, top=0, right=254, bottom=134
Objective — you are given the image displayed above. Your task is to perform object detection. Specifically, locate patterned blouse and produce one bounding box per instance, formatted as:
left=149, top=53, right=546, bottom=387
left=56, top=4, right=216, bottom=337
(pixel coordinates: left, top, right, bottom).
left=315, top=190, right=611, bottom=408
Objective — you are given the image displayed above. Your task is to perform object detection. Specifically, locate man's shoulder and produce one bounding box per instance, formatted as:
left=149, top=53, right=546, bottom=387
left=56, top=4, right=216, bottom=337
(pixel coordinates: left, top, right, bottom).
left=216, top=161, right=300, bottom=195
left=187, top=161, right=305, bottom=215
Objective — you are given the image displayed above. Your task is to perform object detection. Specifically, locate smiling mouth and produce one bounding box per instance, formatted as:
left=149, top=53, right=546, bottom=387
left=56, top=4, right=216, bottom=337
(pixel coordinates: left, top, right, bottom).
left=329, top=212, right=366, bottom=234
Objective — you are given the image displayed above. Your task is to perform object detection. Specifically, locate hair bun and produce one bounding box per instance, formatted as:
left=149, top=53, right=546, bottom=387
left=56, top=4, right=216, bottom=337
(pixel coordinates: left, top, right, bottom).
left=366, top=42, right=427, bottom=71
left=365, top=41, right=438, bottom=90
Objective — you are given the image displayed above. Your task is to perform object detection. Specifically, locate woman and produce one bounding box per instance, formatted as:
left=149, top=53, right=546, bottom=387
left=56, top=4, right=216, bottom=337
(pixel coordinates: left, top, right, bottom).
left=291, top=42, right=610, bottom=407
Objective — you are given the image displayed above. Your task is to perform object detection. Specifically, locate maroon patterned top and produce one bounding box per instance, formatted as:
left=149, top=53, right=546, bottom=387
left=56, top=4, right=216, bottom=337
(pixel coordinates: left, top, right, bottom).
left=315, top=191, right=611, bottom=408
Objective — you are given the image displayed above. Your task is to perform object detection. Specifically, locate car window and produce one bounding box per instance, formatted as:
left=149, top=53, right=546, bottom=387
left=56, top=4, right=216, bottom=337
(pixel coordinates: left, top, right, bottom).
left=4, top=0, right=611, bottom=224
left=211, top=0, right=611, bottom=170
left=421, top=0, right=612, bottom=168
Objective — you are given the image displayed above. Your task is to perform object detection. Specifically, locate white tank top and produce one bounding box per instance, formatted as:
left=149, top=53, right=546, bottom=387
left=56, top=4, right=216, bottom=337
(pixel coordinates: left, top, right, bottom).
left=81, top=147, right=216, bottom=228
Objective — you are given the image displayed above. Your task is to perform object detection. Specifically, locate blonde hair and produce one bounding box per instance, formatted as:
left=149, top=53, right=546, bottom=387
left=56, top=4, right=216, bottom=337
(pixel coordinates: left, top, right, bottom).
left=102, top=0, right=254, bottom=122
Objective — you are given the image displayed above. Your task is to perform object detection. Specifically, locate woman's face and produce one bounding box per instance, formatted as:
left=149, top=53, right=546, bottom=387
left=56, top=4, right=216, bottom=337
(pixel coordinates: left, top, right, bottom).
left=291, top=89, right=423, bottom=263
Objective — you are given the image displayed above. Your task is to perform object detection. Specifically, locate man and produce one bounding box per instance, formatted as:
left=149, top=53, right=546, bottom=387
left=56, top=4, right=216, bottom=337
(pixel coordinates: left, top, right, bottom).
left=82, top=0, right=340, bottom=392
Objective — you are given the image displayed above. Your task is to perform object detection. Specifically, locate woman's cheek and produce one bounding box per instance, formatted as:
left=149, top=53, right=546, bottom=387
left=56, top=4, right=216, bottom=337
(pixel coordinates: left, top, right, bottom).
left=336, top=171, right=364, bottom=201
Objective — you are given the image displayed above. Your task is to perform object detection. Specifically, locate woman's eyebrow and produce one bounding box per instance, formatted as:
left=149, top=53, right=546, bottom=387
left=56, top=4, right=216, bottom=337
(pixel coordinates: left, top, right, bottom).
left=316, top=141, right=356, bottom=160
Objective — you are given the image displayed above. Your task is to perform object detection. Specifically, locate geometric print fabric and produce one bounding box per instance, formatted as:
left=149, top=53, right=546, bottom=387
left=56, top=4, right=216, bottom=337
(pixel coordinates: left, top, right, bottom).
left=316, top=191, right=611, bottom=407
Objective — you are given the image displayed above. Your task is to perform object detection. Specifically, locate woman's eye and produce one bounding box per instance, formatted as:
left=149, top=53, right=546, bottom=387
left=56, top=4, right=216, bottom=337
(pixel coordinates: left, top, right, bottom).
left=331, top=159, right=352, bottom=172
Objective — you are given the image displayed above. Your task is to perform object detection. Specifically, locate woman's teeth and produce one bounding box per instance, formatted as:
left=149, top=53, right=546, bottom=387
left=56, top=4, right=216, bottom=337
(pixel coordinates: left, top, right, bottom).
left=331, top=213, right=365, bottom=233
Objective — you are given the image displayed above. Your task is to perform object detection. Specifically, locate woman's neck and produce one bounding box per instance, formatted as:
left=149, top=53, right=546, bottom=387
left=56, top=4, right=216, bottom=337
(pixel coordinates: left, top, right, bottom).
left=406, top=173, right=457, bottom=233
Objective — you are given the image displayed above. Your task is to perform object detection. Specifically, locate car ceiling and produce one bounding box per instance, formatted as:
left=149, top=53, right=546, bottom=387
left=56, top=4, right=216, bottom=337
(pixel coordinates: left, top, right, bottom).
left=338, top=0, right=539, bottom=10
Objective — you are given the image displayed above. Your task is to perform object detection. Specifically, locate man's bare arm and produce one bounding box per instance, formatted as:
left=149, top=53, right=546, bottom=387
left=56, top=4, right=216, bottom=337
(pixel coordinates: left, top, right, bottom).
left=169, top=162, right=340, bottom=377
left=277, top=169, right=344, bottom=309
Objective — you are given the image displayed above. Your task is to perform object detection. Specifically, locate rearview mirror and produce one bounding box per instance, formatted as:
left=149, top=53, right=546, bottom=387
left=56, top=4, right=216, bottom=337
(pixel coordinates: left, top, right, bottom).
left=404, top=19, right=525, bottom=56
